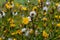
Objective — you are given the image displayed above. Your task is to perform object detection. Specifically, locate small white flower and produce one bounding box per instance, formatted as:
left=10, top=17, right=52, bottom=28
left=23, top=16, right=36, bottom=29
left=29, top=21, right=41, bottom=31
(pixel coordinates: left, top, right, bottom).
left=30, top=11, right=36, bottom=17
left=43, top=6, right=48, bottom=11
left=28, top=16, right=31, bottom=21
left=8, top=38, right=12, bottom=40
left=11, top=3, right=14, bottom=8
left=12, top=12, right=18, bottom=16
left=2, top=11, right=5, bottom=16
left=46, top=1, right=50, bottom=5
left=21, top=28, right=27, bottom=32
left=25, top=31, right=29, bottom=36
left=28, top=0, right=30, bottom=3
left=0, top=11, right=5, bottom=18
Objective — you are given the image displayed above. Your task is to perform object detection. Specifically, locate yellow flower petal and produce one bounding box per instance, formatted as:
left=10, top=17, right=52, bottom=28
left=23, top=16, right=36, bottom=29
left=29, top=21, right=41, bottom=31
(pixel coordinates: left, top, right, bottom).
left=56, top=23, right=60, bottom=27
left=22, top=17, right=29, bottom=24
left=43, top=30, right=49, bottom=38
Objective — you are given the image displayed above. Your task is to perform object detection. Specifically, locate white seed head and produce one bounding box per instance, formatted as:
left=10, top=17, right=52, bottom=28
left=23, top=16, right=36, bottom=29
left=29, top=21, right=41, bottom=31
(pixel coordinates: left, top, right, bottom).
left=30, top=11, right=36, bottom=17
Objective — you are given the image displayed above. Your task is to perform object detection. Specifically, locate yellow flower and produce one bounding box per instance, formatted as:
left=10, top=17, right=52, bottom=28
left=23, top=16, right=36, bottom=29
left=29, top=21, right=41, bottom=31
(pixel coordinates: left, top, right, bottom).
left=42, top=30, right=49, bottom=38
left=29, top=29, right=34, bottom=34
left=22, top=7, right=27, bottom=11
left=8, top=18, right=14, bottom=23
left=11, top=32, right=16, bottom=35
left=22, top=17, right=29, bottom=24
left=38, top=0, right=41, bottom=3
left=8, top=18, right=16, bottom=27
left=42, top=17, right=47, bottom=21
left=5, top=2, right=12, bottom=9
left=56, top=23, right=60, bottom=27
left=56, top=3, right=59, bottom=6
left=59, top=16, right=60, bottom=19
left=32, top=6, right=37, bottom=11
left=56, top=30, right=59, bottom=32
left=58, top=35, right=60, bottom=38
left=13, top=10, right=16, bottom=12
left=5, top=2, right=13, bottom=9
left=13, top=38, right=17, bottom=40
left=43, top=23, right=47, bottom=27
left=10, top=19, right=14, bottom=23
left=10, top=23, right=16, bottom=27
left=15, top=3, right=20, bottom=7
left=43, top=12, right=47, bottom=16
left=16, top=30, right=22, bottom=35
left=5, top=4, right=11, bottom=9
left=55, top=15, right=59, bottom=19
left=0, top=37, right=2, bottom=40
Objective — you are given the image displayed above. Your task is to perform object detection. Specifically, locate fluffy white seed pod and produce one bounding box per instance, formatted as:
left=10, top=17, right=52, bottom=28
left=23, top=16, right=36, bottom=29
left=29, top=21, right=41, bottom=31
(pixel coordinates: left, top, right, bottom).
left=0, top=11, right=5, bottom=18
left=12, top=12, right=18, bottom=16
